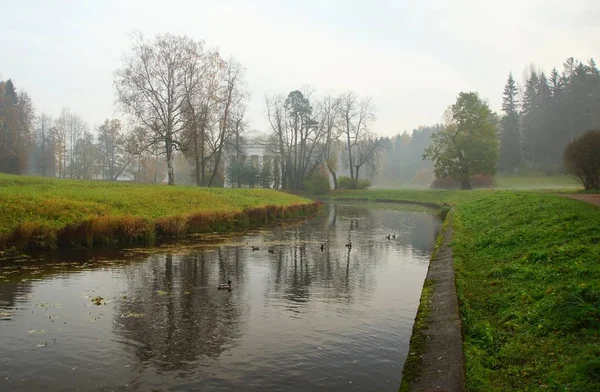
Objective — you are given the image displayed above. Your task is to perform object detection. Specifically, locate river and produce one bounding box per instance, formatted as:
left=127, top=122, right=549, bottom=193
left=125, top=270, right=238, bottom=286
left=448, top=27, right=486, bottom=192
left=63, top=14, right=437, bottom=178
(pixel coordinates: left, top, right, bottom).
left=0, top=202, right=440, bottom=391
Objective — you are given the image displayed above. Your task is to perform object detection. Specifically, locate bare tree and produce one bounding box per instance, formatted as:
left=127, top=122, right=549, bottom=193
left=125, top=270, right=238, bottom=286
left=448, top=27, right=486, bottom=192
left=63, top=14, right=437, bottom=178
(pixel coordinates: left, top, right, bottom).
left=266, top=94, right=289, bottom=188
left=67, top=112, right=86, bottom=178
left=338, top=93, right=376, bottom=180
left=34, top=113, right=55, bottom=176
left=207, top=59, right=246, bottom=187
left=115, top=32, right=204, bottom=185
left=352, top=131, right=382, bottom=179
left=315, top=93, right=342, bottom=188
left=54, top=108, right=69, bottom=178
left=181, top=49, right=222, bottom=186
left=97, top=119, right=130, bottom=180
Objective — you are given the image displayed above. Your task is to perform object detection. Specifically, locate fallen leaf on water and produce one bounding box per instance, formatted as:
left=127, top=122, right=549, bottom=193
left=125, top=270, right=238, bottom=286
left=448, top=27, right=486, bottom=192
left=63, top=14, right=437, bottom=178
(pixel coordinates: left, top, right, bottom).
left=121, top=312, right=144, bottom=319
left=156, top=290, right=168, bottom=296
left=184, top=291, right=191, bottom=295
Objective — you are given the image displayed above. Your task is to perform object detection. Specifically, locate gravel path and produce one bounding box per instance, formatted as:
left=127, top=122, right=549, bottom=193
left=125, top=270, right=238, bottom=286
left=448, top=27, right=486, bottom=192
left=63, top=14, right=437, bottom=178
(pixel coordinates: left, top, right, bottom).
left=559, top=193, right=600, bottom=207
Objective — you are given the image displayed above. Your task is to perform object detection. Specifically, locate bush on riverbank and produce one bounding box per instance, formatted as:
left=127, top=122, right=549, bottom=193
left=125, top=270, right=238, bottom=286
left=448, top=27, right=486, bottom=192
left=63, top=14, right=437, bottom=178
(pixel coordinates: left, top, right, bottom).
left=564, top=129, right=600, bottom=190
left=338, top=176, right=372, bottom=190
left=431, top=174, right=495, bottom=189
left=0, top=174, right=317, bottom=252
left=332, top=189, right=600, bottom=391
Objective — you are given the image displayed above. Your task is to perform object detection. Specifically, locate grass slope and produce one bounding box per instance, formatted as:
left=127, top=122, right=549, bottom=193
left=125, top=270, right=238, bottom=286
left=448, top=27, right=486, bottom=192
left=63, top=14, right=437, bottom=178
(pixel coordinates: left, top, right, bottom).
left=333, top=189, right=600, bottom=391
left=0, top=174, right=314, bottom=251
left=495, top=173, right=580, bottom=189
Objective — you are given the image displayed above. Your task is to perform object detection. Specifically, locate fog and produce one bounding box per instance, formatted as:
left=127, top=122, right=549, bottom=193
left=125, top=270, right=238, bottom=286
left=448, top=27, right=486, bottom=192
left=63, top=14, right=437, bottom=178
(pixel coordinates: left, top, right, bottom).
left=1, top=1, right=598, bottom=189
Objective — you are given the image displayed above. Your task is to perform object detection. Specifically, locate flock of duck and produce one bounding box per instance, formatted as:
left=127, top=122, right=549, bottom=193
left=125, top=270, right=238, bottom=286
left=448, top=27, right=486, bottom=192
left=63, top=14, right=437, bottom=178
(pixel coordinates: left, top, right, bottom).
left=218, top=227, right=399, bottom=291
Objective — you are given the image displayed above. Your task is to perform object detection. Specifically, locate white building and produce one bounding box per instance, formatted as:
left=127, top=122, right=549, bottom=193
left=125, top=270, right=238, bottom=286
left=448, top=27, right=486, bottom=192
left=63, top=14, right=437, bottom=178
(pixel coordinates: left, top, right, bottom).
left=223, top=130, right=275, bottom=188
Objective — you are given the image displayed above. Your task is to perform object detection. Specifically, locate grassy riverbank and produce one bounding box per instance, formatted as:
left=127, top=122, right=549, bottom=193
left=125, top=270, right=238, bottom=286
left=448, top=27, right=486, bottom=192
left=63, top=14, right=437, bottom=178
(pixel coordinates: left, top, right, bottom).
left=0, top=174, right=317, bottom=252
left=333, top=189, right=600, bottom=391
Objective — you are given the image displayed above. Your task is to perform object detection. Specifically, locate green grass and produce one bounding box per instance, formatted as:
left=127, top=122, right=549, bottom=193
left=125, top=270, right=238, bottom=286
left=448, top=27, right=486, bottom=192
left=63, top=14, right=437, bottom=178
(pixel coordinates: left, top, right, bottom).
left=333, top=189, right=600, bottom=391
left=495, top=173, right=580, bottom=189
left=0, top=174, right=315, bottom=251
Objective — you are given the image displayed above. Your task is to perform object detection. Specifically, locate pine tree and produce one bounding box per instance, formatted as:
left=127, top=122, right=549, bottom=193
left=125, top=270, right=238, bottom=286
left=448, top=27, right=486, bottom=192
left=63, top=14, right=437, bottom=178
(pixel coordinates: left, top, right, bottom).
left=586, top=59, right=600, bottom=129
left=499, top=73, right=521, bottom=172
left=521, top=71, right=540, bottom=166
left=548, top=68, right=569, bottom=162
left=536, top=72, right=552, bottom=165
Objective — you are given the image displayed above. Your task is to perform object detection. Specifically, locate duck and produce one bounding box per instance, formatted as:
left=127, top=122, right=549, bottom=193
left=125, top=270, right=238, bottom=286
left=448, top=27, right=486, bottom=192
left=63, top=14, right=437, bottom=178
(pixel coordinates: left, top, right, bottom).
left=393, top=234, right=396, bottom=239
left=251, top=246, right=259, bottom=251
left=386, top=235, right=391, bottom=240
left=320, top=244, right=324, bottom=251
left=268, top=249, right=274, bottom=254
left=218, top=280, right=232, bottom=290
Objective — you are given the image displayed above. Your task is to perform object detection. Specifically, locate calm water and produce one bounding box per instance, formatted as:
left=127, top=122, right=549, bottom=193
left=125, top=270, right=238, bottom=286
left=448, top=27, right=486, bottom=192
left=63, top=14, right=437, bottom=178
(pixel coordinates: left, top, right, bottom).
left=0, top=203, right=440, bottom=392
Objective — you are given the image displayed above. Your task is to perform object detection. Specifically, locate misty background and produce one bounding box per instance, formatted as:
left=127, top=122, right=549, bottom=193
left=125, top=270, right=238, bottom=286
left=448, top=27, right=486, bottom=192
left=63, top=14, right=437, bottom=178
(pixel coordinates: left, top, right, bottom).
left=1, top=0, right=599, bottom=188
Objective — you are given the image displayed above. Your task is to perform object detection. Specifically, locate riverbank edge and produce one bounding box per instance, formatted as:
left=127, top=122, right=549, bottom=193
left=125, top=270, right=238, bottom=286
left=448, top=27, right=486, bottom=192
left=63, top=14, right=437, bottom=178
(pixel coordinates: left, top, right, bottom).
left=400, top=216, right=465, bottom=392
left=1, top=201, right=323, bottom=254
left=332, top=195, right=464, bottom=390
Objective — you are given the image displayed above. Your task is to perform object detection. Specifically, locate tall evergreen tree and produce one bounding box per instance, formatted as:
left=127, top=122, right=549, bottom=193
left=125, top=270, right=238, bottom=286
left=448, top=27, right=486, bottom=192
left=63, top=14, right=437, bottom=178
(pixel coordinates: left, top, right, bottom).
left=0, top=79, right=33, bottom=174
left=548, top=67, right=569, bottom=161
left=521, top=71, right=540, bottom=166
left=499, top=73, right=521, bottom=172
left=536, top=72, right=552, bottom=165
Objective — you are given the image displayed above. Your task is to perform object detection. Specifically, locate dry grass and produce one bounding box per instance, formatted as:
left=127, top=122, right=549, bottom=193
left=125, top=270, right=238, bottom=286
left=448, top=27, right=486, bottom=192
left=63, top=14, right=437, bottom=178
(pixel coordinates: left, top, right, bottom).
left=0, top=174, right=317, bottom=251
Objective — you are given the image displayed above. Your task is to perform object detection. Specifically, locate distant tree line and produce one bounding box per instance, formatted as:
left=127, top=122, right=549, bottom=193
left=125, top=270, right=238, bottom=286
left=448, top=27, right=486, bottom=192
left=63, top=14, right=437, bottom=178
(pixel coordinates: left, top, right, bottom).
left=499, top=57, right=600, bottom=173
left=374, top=56, right=600, bottom=187
left=0, top=79, right=34, bottom=175
left=3, top=46, right=597, bottom=189
left=372, top=125, right=442, bottom=186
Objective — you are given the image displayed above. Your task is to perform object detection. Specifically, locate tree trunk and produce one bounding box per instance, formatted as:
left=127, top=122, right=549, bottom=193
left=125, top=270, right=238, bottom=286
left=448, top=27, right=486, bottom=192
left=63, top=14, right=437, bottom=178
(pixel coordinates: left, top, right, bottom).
left=193, top=123, right=201, bottom=186
left=345, top=117, right=354, bottom=180
left=327, top=165, right=338, bottom=189
left=460, top=177, right=472, bottom=190
left=165, top=139, right=175, bottom=186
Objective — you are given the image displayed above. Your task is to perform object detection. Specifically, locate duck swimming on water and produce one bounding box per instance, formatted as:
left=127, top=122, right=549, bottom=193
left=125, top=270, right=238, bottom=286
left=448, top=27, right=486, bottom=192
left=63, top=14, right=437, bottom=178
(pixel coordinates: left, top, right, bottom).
left=251, top=246, right=259, bottom=251
left=218, top=280, right=232, bottom=290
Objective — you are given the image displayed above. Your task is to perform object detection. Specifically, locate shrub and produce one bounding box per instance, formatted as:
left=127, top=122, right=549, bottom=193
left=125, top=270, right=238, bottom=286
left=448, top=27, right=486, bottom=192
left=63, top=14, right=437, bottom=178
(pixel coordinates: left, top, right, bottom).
left=431, top=176, right=460, bottom=189
left=564, top=130, right=600, bottom=190
left=431, top=174, right=495, bottom=189
left=338, top=176, right=372, bottom=190
left=338, top=176, right=356, bottom=190
left=538, top=164, right=563, bottom=176
left=470, top=174, right=495, bottom=188
left=412, top=167, right=435, bottom=186
left=356, top=179, right=372, bottom=189
left=303, top=174, right=331, bottom=195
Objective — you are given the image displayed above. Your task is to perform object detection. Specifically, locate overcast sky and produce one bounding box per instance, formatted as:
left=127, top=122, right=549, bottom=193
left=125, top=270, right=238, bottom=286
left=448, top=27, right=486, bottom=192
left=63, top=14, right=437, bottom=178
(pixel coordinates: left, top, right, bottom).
left=2, top=0, right=598, bottom=136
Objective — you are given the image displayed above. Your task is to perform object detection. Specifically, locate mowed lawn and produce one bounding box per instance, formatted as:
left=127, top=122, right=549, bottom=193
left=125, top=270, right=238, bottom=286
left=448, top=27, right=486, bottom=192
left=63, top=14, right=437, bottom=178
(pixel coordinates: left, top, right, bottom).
left=494, top=173, right=580, bottom=189
left=332, top=189, right=600, bottom=391
left=0, top=174, right=311, bottom=248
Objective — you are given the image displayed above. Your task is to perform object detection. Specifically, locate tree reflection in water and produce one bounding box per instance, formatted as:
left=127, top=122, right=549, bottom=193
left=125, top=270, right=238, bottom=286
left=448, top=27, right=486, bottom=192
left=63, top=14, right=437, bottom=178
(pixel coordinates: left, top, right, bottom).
left=114, top=249, right=247, bottom=371
left=108, top=202, right=439, bottom=385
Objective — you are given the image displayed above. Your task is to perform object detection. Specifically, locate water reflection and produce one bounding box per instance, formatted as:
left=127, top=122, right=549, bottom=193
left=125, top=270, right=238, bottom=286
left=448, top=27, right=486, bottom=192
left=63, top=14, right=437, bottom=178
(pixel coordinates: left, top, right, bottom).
left=0, top=202, right=440, bottom=391
left=115, top=251, right=247, bottom=372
